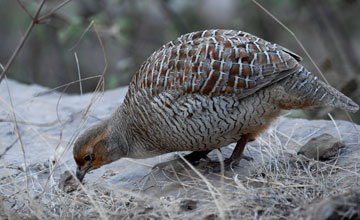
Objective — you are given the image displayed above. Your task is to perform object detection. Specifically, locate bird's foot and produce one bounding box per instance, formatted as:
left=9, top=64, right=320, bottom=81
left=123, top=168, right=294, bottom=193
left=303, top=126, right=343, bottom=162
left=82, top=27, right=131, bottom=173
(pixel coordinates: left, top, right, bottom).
left=204, top=155, right=253, bottom=173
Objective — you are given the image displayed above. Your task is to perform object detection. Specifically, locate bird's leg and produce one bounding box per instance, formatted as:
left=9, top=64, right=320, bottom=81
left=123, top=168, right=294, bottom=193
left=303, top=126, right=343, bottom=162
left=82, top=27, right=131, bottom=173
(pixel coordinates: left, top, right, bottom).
left=153, top=150, right=211, bottom=170
left=228, top=134, right=250, bottom=161
left=206, top=134, right=251, bottom=172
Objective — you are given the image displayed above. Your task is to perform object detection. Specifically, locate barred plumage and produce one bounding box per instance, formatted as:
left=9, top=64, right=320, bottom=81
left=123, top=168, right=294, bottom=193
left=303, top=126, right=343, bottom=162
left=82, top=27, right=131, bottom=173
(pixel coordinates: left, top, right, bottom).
left=73, top=29, right=359, bottom=181
left=128, top=29, right=301, bottom=98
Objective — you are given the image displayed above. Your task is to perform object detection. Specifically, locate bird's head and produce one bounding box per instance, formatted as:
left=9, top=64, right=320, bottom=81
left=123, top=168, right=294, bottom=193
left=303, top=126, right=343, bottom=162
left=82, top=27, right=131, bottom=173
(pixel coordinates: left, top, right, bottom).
left=73, top=120, right=121, bottom=182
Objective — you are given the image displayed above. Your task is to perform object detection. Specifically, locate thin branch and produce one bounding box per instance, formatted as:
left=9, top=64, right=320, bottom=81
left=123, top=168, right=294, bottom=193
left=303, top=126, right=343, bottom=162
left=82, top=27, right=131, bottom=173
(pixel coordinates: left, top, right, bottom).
left=38, top=0, right=72, bottom=22
left=0, top=0, right=47, bottom=84
left=16, top=0, right=33, bottom=19
left=0, top=0, right=73, bottom=84
left=0, top=137, right=20, bottom=160
left=69, top=20, right=94, bottom=51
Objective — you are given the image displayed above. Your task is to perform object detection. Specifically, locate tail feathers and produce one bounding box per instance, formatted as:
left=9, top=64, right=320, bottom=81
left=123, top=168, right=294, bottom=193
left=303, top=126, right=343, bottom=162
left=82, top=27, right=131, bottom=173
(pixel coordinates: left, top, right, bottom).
left=284, top=66, right=359, bottom=113
left=317, top=79, right=359, bottom=113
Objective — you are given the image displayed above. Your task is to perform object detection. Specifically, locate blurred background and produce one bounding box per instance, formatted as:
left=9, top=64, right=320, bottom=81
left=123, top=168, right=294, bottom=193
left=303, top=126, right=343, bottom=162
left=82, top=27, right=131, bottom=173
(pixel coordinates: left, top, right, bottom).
left=1, top=0, right=359, bottom=122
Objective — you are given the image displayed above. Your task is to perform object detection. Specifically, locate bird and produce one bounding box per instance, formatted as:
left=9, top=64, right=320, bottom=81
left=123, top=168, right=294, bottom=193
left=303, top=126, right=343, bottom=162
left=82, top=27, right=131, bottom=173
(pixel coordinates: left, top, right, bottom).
left=73, top=29, right=359, bottom=182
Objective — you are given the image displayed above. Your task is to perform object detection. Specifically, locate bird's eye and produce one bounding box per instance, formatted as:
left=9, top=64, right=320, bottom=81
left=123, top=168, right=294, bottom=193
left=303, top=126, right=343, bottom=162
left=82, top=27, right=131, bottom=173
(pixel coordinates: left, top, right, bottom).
left=83, top=154, right=92, bottom=161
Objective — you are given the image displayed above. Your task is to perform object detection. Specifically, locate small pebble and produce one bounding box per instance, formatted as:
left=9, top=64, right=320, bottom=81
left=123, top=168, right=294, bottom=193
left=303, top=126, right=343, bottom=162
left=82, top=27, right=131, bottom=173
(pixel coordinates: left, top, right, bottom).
left=297, top=133, right=344, bottom=161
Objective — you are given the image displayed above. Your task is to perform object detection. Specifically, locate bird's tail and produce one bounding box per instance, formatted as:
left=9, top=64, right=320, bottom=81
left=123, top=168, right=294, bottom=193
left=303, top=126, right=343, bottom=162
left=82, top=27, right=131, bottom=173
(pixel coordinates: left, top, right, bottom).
left=314, top=78, right=359, bottom=112
left=280, top=65, right=359, bottom=113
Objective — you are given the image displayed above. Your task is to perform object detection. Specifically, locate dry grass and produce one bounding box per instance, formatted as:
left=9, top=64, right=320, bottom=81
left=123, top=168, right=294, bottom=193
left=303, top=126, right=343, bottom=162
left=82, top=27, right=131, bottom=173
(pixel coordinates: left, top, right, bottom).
left=1, top=121, right=359, bottom=220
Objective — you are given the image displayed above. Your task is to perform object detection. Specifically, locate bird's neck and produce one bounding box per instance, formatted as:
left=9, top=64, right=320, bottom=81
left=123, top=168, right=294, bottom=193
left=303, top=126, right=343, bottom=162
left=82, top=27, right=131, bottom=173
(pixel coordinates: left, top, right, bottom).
left=106, top=104, right=133, bottom=158
left=109, top=103, right=156, bottom=159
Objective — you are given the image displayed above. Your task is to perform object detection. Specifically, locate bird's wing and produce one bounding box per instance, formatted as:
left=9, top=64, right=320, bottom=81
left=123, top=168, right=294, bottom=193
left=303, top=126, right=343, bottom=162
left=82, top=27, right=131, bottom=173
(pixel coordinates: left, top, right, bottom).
left=129, top=29, right=302, bottom=99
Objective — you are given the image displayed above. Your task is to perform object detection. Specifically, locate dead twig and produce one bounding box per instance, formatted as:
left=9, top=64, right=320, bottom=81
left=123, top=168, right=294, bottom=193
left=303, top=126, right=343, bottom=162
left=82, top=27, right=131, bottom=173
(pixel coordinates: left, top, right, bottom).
left=15, top=0, right=33, bottom=19
left=0, top=0, right=46, bottom=84
left=38, top=0, right=72, bottom=23
left=0, top=0, right=73, bottom=85
left=0, top=137, right=20, bottom=160
left=69, top=20, right=94, bottom=52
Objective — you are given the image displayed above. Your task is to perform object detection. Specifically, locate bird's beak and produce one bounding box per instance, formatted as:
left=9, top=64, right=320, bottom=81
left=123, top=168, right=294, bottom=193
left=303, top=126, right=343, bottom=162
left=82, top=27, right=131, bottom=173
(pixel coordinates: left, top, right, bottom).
left=76, top=166, right=85, bottom=182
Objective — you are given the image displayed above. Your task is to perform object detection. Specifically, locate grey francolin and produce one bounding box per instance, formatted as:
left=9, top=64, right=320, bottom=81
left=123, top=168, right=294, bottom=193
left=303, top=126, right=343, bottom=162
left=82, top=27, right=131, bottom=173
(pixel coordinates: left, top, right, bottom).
left=73, top=29, right=359, bottom=181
